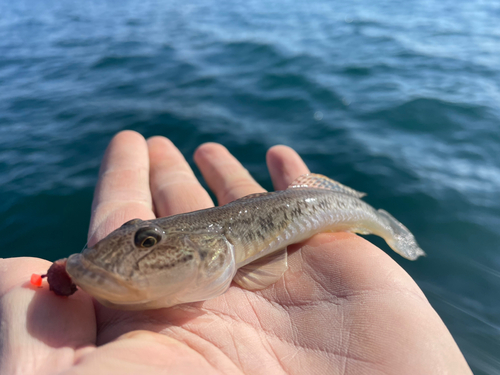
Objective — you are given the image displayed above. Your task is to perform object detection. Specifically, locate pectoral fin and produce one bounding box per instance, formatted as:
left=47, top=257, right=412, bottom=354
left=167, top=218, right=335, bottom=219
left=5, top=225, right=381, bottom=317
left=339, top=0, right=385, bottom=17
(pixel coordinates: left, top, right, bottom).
left=233, top=248, right=288, bottom=290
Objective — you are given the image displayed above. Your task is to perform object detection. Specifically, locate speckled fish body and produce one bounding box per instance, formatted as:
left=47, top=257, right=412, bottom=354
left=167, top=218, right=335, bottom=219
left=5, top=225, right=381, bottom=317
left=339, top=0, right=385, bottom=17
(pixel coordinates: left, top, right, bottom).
left=65, top=174, right=424, bottom=310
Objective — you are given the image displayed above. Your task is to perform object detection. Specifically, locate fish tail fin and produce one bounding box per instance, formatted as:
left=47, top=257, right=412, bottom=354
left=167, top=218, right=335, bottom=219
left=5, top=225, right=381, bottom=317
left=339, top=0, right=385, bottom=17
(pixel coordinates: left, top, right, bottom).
left=377, top=209, right=426, bottom=260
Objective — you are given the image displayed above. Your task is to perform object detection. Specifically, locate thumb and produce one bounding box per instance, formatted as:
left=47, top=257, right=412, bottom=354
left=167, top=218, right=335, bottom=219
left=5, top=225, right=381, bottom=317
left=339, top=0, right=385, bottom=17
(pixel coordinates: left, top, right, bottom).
left=0, top=257, right=96, bottom=375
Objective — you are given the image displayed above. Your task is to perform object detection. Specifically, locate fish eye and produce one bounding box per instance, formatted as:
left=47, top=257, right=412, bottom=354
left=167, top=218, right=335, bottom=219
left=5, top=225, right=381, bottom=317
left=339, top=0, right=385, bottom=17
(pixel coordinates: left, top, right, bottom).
left=134, top=227, right=163, bottom=248
left=141, top=236, right=157, bottom=247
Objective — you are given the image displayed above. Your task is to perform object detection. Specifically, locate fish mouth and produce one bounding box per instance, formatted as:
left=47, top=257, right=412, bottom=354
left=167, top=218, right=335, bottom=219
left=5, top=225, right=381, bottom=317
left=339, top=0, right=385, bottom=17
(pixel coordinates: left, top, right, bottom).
left=66, top=253, right=146, bottom=305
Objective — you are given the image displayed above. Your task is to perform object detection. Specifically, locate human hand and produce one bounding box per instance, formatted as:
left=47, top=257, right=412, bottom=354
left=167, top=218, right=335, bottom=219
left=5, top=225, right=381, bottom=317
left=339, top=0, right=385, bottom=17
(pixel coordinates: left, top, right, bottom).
left=0, top=131, right=472, bottom=374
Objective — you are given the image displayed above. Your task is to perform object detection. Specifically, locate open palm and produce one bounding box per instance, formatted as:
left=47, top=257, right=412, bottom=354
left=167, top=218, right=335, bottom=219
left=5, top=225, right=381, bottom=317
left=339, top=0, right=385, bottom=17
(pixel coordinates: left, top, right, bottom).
left=0, top=131, right=471, bottom=374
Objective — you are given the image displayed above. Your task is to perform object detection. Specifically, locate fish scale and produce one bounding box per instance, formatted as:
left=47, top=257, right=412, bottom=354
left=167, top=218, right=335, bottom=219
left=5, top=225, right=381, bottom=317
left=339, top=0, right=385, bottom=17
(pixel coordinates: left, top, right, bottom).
left=219, top=188, right=377, bottom=266
left=62, top=174, right=425, bottom=310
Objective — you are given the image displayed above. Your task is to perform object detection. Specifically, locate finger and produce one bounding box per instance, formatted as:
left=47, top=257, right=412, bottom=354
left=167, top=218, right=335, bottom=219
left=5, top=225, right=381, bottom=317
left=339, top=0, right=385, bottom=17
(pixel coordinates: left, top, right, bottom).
left=88, top=131, right=154, bottom=246
left=266, top=145, right=310, bottom=191
left=0, top=258, right=95, bottom=375
left=194, top=143, right=266, bottom=205
left=147, top=137, right=213, bottom=217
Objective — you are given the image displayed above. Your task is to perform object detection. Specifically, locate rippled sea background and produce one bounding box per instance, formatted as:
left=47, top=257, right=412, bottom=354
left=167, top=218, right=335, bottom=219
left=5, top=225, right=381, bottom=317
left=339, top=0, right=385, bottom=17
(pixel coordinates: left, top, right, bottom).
left=1, top=0, right=499, bottom=372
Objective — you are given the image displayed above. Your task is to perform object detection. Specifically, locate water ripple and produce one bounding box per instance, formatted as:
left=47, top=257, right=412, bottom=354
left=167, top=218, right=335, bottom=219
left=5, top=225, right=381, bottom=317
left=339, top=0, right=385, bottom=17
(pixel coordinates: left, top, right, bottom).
left=1, top=0, right=499, bottom=373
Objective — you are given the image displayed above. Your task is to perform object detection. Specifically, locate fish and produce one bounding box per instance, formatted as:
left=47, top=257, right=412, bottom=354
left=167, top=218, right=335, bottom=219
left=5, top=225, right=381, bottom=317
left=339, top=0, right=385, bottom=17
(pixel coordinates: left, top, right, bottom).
left=62, top=174, right=425, bottom=310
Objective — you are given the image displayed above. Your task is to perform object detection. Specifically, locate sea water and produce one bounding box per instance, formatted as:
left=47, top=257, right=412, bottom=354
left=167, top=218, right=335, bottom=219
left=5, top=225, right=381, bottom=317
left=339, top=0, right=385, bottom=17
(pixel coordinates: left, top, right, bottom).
left=1, top=0, right=499, bottom=373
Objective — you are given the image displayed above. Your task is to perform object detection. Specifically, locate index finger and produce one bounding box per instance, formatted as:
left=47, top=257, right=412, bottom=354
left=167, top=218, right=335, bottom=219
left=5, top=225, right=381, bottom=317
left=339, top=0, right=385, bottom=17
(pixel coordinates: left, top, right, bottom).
left=88, top=131, right=155, bottom=246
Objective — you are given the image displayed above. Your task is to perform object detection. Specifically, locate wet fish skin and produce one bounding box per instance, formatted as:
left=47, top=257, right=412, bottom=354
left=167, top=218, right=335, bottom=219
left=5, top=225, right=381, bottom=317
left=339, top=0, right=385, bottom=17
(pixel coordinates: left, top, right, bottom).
left=65, top=174, right=425, bottom=310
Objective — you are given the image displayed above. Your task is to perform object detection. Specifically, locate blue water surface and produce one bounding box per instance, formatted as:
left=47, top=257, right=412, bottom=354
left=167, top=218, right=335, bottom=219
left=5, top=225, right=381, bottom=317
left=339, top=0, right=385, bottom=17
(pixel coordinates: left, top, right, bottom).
left=1, top=0, right=499, bottom=373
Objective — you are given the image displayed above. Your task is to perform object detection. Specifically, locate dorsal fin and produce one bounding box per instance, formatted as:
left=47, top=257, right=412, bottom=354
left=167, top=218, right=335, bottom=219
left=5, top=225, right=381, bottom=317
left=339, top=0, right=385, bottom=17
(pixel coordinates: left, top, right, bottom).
left=288, top=173, right=366, bottom=198
left=232, top=192, right=273, bottom=202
